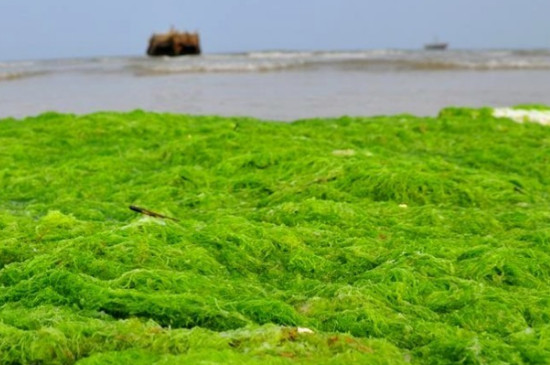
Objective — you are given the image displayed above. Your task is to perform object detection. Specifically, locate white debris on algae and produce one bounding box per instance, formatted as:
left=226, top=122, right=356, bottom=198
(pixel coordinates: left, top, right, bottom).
left=297, top=327, right=315, bottom=334
left=332, top=149, right=356, bottom=157
left=493, top=108, right=550, bottom=126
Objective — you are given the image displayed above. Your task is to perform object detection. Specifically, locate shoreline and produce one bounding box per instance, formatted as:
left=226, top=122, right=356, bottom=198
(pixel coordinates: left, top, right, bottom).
left=2, top=105, right=550, bottom=125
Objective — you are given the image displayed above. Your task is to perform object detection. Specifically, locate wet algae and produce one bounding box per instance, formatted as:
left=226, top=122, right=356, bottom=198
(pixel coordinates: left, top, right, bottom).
left=0, top=108, right=549, bottom=364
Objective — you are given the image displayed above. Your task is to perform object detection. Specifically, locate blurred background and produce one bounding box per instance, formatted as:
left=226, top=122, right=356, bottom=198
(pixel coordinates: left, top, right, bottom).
left=1, top=0, right=549, bottom=120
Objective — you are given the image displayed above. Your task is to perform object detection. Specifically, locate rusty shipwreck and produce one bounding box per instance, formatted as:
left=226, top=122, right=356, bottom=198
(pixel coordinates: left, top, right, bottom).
left=147, top=28, right=201, bottom=56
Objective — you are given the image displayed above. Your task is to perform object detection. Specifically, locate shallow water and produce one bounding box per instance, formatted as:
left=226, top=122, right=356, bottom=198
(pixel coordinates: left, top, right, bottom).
left=1, top=49, right=550, bottom=120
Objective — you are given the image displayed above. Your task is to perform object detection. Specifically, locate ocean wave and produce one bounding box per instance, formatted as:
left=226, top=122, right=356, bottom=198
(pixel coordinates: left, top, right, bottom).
left=349, top=59, right=550, bottom=71
left=0, top=70, right=48, bottom=82
left=0, top=61, right=35, bottom=68
left=245, top=49, right=407, bottom=59
left=127, top=60, right=308, bottom=75
left=411, top=60, right=550, bottom=71
left=246, top=51, right=315, bottom=59
left=3, top=50, right=550, bottom=79
left=127, top=57, right=550, bottom=76
left=240, top=50, right=550, bottom=71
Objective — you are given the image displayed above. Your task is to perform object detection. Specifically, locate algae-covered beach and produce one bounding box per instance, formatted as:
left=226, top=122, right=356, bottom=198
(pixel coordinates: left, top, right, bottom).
left=1, top=107, right=550, bottom=364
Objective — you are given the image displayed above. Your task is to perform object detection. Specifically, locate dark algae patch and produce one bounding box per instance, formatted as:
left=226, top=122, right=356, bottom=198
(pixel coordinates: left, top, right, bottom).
left=1, top=107, right=550, bottom=364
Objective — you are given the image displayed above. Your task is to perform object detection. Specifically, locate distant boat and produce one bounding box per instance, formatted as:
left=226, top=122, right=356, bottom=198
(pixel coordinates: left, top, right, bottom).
left=424, top=41, right=448, bottom=51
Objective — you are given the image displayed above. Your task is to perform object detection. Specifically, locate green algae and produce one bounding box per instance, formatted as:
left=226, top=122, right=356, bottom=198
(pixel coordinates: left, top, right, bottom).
left=1, top=107, right=550, bottom=364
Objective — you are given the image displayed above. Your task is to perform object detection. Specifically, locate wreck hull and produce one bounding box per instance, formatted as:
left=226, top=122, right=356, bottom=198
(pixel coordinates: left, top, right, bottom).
left=147, top=31, right=201, bottom=56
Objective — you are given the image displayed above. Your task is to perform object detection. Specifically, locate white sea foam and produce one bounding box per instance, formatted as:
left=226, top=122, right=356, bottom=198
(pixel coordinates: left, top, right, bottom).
left=132, top=60, right=304, bottom=75
left=493, top=108, right=550, bottom=126
left=247, top=51, right=314, bottom=59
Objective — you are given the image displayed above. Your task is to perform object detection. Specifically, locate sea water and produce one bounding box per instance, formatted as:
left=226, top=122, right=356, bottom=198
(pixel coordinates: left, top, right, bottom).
left=1, top=49, right=550, bottom=120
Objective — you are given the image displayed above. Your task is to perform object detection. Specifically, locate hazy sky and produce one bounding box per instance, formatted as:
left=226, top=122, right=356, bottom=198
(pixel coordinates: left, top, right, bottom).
left=0, top=0, right=549, bottom=60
